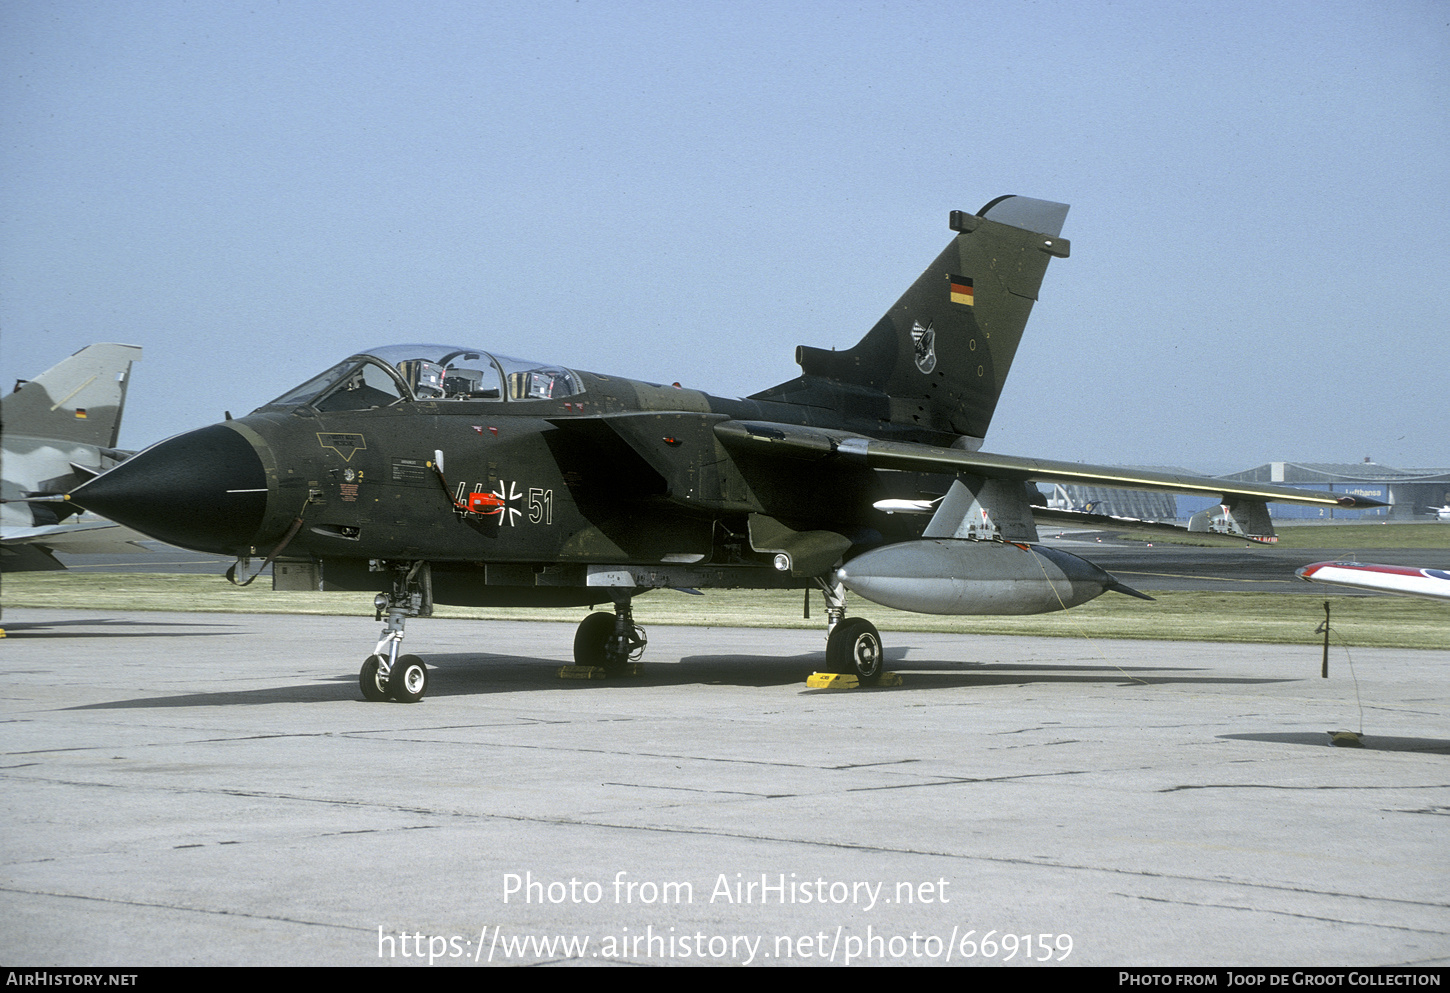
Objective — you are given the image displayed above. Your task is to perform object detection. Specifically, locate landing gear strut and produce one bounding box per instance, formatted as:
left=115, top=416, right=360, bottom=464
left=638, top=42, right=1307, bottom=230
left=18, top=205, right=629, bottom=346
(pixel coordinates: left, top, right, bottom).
left=358, top=561, right=432, bottom=702
left=819, top=579, right=883, bottom=685
left=573, top=594, right=647, bottom=675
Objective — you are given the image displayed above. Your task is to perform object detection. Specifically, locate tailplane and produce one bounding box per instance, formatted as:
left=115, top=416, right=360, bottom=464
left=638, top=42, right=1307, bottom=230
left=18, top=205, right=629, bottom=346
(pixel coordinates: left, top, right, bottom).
left=753, top=196, right=1068, bottom=445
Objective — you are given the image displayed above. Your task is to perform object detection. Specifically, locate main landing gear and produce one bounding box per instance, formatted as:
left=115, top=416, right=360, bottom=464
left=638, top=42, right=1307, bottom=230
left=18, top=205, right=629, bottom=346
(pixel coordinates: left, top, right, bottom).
left=359, top=561, right=431, bottom=703
left=820, top=580, right=883, bottom=685
left=573, top=594, right=647, bottom=676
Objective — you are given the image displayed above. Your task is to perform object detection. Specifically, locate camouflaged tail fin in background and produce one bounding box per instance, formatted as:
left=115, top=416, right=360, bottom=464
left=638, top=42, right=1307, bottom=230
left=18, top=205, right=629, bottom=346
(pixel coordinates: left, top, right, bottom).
left=2, top=343, right=142, bottom=564
left=2, top=343, right=142, bottom=450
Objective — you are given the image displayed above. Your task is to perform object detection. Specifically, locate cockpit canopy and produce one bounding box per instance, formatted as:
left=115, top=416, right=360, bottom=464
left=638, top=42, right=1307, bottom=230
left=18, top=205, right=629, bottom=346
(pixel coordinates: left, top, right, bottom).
left=259, top=344, right=584, bottom=413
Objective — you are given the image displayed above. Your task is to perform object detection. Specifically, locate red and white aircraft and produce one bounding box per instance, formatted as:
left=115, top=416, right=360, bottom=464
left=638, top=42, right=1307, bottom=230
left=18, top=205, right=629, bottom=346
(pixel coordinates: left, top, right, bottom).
left=1296, top=561, right=1450, bottom=602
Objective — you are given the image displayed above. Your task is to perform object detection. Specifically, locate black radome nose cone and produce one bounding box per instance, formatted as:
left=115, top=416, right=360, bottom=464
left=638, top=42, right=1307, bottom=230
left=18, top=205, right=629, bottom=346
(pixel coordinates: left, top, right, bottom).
left=69, top=423, right=267, bottom=554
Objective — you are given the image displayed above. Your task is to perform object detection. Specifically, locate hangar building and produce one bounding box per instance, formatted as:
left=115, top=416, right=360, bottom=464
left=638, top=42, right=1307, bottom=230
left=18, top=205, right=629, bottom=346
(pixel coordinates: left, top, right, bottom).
left=1049, top=461, right=1450, bottom=523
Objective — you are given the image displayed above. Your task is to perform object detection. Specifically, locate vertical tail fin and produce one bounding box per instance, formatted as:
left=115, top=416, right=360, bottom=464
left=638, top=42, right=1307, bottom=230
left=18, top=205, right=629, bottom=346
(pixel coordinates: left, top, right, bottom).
left=754, top=196, right=1068, bottom=445
left=2, top=343, right=142, bottom=534
left=1, top=343, right=142, bottom=449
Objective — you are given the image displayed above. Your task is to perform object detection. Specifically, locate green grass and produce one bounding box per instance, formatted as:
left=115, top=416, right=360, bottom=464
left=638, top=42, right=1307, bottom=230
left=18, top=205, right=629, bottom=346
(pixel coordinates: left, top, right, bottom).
left=4, top=572, right=1446, bottom=650
left=1268, top=523, right=1450, bottom=550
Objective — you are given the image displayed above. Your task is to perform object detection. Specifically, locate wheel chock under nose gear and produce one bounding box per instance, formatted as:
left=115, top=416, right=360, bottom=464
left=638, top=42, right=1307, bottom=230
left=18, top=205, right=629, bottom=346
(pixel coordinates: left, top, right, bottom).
left=806, top=671, right=902, bottom=689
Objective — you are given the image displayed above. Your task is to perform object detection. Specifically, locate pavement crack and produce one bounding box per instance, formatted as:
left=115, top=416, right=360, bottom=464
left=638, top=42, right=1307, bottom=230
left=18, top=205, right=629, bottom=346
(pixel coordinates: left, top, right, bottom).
left=334, top=735, right=847, bottom=771
left=604, top=782, right=796, bottom=798
left=0, top=884, right=373, bottom=935
left=1118, top=893, right=1448, bottom=936
left=847, top=770, right=1088, bottom=792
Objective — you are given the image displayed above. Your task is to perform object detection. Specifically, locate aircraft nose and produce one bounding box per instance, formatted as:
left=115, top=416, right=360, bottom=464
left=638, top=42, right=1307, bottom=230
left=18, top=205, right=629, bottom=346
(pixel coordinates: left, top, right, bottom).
left=68, top=423, right=268, bottom=555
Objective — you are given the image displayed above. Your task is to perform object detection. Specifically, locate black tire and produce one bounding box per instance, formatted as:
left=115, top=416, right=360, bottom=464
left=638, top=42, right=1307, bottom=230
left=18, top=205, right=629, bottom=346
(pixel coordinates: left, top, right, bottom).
left=360, top=655, right=391, bottom=702
left=388, top=654, right=428, bottom=703
left=574, top=611, right=628, bottom=674
left=826, top=618, right=883, bottom=685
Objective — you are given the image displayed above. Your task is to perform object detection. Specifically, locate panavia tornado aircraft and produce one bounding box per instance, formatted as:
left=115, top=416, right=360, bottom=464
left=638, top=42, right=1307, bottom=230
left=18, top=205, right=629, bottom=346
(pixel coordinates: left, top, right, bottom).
left=64, top=196, right=1382, bottom=701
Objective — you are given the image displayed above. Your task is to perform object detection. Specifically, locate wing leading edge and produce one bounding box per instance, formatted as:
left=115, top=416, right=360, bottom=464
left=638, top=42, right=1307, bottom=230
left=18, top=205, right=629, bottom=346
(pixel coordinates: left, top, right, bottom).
left=712, top=419, right=1382, bottom=541
left=713, top=420, right=1380, bottom=509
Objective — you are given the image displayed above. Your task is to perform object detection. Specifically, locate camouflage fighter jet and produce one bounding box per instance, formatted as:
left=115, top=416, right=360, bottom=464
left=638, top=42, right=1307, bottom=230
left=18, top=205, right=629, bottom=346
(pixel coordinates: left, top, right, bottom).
left=63, top=198, right=1381, bottom=700
left=2, top=343, right=144, bottom=571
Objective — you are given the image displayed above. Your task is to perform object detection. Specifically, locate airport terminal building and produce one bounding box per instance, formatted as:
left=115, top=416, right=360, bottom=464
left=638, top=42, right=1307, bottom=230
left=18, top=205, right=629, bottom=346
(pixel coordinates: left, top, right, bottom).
left=1050, top=461, right=1450, bottom=523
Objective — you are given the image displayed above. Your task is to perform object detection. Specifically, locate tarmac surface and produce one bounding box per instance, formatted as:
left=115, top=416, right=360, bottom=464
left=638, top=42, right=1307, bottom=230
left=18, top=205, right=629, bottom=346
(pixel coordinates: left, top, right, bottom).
left=2, top=608, right=1447, bottom=967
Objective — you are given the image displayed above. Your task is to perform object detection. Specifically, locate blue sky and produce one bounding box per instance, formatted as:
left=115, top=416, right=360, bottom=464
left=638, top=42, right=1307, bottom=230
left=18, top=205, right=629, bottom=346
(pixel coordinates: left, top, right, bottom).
left=3, top=0, right=1446, bottom=472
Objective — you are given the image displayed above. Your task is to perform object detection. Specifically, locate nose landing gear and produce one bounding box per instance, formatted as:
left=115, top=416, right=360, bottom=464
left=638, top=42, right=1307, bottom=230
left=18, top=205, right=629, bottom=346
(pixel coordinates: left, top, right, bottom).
left=358, top=561, right=432, bottom=702
left=359, top=653, right=428, bottom=703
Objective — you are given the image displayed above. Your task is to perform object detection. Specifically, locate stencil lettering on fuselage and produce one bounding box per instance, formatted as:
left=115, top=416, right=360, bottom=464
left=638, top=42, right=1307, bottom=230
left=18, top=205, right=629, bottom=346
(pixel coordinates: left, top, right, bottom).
left=317, top=432, right=367, bottom=462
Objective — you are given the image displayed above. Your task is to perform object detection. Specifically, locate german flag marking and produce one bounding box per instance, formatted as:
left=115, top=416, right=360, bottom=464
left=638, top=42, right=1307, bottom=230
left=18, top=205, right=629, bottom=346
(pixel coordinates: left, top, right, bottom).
left=949, top=274, right=974, bottom=306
